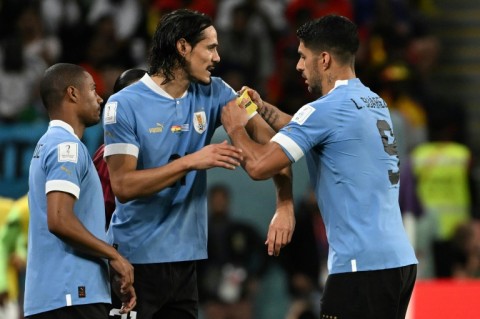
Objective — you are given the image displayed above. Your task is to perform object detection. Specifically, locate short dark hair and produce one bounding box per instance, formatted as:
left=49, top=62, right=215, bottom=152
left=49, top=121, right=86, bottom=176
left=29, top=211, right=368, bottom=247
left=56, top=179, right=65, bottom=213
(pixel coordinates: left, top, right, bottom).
left=148, top=9, right=213, bottom=83
left=296, top=15, right=359, bottom=65
left=40, top=63, right=86, bottom=111
left=113, top=68, right=147, bottom=93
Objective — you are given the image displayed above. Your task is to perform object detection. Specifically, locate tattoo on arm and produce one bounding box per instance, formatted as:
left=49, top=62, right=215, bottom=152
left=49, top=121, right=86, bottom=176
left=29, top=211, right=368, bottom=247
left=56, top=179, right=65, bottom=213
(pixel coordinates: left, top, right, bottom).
left=259, top=104, right=280, bottom=127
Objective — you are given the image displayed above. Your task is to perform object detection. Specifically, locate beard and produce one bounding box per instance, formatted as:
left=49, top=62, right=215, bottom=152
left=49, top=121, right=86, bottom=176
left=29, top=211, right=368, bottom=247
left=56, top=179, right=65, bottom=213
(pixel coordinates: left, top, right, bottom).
left=185, top=60, right=213, bottom=86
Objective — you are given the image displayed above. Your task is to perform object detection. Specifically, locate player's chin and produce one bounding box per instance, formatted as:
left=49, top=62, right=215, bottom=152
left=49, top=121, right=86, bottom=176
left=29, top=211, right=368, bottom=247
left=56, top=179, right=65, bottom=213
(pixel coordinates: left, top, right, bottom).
left=196, top=76, right=212, bottom=86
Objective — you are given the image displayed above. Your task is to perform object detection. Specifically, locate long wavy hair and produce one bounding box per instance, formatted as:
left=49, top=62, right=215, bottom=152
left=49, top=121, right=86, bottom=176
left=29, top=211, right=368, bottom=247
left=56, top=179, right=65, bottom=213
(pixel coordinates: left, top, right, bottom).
left=148, top=9, right=213, bottom=84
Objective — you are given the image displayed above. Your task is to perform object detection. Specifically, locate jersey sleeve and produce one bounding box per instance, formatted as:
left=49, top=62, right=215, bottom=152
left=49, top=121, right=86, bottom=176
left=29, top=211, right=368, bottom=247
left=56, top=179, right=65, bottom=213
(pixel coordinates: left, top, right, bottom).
left=271, top=102, right=333, bottom=162
left=213, top=78, right=237, bottom=127
left=43, top=141, right=89, bottom=199
left=102, top=96, right=139, bottom=158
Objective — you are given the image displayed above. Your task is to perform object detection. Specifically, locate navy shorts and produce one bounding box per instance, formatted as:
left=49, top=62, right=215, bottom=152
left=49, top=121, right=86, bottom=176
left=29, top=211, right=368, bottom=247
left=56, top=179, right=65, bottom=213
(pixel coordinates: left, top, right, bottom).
left=320, top=264, right=417, bottom=319
left=110, top=261, right=198, bottom=319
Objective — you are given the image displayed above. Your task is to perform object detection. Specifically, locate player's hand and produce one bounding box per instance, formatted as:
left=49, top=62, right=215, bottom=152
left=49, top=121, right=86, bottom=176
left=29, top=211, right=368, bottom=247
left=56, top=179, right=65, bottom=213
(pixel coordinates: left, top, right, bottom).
left=238, top=86, right=264, bottom=111
left=265, top=204, right=295, bottom=256
left=109, top=253, right=134, bottom=294
left=188, top=140, right=243, bottom=170
left=222, top=99, right=249, bottom=134
left=115, top=286, right=137, bottom=314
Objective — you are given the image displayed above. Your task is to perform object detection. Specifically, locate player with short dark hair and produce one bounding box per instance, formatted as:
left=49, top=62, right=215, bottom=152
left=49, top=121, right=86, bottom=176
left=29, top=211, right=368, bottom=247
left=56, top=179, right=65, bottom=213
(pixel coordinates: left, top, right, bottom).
left=25, top=63, right=135, bottom=319
left=222, top=15, right=418, bottom=318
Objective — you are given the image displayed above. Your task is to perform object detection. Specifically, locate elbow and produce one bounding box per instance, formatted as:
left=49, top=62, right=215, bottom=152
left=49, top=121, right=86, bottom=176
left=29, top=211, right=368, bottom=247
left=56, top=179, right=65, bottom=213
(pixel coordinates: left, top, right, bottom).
left=110, top=179, right=134, bottom=203
left=113, top=188, right=133, bottom=204
left=246, top=164, right=273, bottom=181
left=47, top=218, right=66, bottom=238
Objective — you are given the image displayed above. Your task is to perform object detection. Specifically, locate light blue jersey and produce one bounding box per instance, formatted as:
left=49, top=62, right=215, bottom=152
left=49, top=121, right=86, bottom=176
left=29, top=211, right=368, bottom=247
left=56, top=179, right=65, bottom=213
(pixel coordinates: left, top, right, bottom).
left=272, top=79, right=417, bottom=274
left=25, top=120, right=110, bottom=316
left=103, top=74, right=236, bottom=263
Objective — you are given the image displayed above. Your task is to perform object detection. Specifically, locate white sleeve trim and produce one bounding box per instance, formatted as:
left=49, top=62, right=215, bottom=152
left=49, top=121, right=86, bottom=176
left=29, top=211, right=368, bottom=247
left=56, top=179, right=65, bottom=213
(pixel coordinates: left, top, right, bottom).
left=104, top=143, right=139, bottom=158
left=46, top=180, right=80, bottom=199
left=271, top=133, right=304, bottom=162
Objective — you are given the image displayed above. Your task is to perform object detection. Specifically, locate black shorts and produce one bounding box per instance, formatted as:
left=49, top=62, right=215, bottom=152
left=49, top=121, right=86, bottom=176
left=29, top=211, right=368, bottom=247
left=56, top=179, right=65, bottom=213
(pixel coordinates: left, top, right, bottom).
left=110, top=261, right=198, bottom=319
left=320, top=264, right=417, bottom=319
left=26, top=303, right=109, bottom=319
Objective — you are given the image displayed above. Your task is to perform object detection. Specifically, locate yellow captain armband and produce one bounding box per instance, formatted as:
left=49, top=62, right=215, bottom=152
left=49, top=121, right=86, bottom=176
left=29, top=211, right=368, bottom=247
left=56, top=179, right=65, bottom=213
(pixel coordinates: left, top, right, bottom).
left=236, top=90, right=258, bottom=119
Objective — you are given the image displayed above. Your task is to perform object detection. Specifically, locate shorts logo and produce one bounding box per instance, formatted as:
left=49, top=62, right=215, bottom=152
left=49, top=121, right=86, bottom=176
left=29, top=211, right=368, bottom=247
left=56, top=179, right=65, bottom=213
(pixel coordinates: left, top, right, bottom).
left=104, top=102, right=118, bottom=125
left=292, top=104, right=315, bottom=125
left=78, top=286, right=86, bottom=298
left=58, top=142, right=78, bottom=163
left=193, top=111, right=207, bottom=134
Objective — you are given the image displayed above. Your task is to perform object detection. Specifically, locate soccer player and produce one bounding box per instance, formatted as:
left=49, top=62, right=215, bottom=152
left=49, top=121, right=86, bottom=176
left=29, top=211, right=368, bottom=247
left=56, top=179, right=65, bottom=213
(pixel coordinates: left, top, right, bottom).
left=102, top=9, right=294, bottom=319
left=92, top=68, right=147, bottom=229
left=222, top=15, right=418, bottom=318
left=25, top=63, right=135, bottom=319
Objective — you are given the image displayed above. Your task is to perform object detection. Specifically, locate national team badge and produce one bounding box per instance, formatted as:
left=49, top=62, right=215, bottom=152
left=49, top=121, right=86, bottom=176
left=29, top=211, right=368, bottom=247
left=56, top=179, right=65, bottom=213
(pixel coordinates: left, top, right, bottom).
left=193, top=111, right=207, bottom=134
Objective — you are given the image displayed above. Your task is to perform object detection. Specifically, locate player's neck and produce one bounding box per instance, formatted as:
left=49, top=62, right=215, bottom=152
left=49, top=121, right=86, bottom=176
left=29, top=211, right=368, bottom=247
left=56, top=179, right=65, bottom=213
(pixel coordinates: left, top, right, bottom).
left=151, top=69, right=189, bottom=99
left=322, top=67, right=356, bottom=95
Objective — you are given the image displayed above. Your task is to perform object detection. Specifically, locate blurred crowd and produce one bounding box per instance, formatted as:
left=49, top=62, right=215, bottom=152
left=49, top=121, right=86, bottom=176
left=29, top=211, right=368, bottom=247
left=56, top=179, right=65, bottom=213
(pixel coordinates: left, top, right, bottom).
left=0, top=0, right=479, bottom=319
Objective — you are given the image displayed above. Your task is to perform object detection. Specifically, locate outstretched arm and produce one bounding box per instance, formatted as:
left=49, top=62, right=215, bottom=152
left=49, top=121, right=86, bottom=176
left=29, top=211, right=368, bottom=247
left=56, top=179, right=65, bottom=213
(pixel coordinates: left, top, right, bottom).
left=233, top=99, right=296, bottom=256
left=106, top=141, right=243, bottom=203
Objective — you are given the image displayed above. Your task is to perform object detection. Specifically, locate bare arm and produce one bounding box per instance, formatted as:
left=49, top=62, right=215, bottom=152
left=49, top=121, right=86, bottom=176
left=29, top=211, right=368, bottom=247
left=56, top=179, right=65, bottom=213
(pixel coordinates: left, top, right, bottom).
left=47, top=191, right=135, bottom=312
left=241, top=87, right=292, bottom=132
left=106, top=141, right=243, bottom=203
left=232, top=102, right=295, bottom=256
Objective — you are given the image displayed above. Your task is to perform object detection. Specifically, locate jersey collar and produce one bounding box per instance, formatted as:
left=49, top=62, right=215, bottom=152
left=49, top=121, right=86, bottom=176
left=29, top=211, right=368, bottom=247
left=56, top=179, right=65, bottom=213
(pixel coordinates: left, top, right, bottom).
left=141, top=74, right=188, bottom=99
left=49, top=120, right=79, bottom=140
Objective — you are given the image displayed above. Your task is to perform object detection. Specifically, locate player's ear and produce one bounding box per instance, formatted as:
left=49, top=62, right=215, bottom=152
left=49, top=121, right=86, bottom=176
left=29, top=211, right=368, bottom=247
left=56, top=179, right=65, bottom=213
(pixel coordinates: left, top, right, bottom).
left=66, top=86, right=79, bottom=102
left=176, top=38, right=189, bottom=57
left=321, top=52, right=331, bottom=70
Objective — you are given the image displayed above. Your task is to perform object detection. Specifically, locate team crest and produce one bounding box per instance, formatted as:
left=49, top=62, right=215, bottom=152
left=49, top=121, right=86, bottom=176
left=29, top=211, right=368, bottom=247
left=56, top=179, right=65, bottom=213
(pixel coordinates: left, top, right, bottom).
left=193, top=111, right=207, bottom=134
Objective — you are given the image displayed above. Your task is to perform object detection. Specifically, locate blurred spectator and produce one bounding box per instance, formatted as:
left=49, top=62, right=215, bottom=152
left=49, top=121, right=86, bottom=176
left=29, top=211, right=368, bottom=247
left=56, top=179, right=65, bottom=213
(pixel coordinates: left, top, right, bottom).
left=267, top=7, right=312, bottom=115
left=216, top=0, right=288, bottom=40
left=449, top=222, right=480, bottom=278
left=198, top=184, right=268, bottom=319
left=411, top=104, right=474, bottom=278
left=0, top=194, right=28, bottom=319
left=0, top=36, right=46, bottom=122
left=215, top=2, right=274, bottom=95
left=16, top=4, right=62, bottom=66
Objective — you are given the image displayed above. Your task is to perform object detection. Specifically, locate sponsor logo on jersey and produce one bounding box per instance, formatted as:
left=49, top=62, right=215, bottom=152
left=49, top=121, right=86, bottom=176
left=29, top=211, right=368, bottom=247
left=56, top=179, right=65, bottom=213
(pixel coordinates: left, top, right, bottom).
left=149, top=123, right=164, bottom=133
left=193, top=111, right=207, bottom=134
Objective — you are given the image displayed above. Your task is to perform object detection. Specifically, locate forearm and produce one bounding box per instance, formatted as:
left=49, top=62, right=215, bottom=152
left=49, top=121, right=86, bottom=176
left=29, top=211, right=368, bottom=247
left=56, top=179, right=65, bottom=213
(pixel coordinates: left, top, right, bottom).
left=49, top=212, right=121, bottom=261
left=110, top=157, right=191, bottom=203
left=258, top=101, right=292, bottom=132
left=273, top=166, right=294, bottom=208
left=229, top=127, right=285, bottom=180
left=245, top=116, right=294, bottom=205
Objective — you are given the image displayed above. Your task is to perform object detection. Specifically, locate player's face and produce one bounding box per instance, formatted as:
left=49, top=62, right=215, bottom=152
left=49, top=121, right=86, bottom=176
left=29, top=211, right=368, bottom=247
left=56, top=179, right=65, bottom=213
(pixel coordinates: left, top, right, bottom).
left=185, top=26, right=220, bottom=85
left=78, top=71, right=103, bottom=127
left=296, top=41, right=323, bottom=96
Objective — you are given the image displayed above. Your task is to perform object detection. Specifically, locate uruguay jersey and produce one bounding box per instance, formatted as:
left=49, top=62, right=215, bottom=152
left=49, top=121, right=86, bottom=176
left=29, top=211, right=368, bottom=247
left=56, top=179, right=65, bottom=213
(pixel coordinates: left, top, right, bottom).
left=25, top=120, right=110, bottom=316
left=103, top=74, right=236, bottom=263
left=272, top=79, right=418, bottom=274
